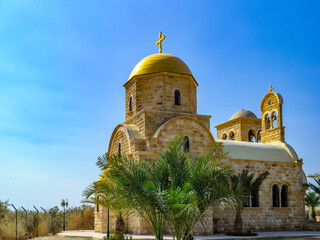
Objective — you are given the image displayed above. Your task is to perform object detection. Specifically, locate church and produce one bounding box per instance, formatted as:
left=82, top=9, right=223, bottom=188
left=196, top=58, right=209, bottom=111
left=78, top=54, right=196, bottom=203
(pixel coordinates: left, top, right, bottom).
left=94, top=33, right=307, bottom=233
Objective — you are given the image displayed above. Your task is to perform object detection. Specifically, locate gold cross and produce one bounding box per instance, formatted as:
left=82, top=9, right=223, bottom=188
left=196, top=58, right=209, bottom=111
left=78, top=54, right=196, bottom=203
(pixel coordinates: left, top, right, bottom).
left=155, top=31, right=166, bottom=53
left=268, top=85, right=274, bottom=92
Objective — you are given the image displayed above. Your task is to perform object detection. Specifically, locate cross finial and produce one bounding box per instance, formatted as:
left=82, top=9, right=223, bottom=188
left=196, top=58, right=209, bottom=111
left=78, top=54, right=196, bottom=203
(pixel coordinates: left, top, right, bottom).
left=155, top=31, right=166, bottom=53
left=268, top=85, right=274, bottom=92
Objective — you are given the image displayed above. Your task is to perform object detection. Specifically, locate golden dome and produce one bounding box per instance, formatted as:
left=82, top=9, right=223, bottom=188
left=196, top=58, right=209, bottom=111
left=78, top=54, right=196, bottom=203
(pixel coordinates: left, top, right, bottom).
left=128, top=53, right=193, bottom=80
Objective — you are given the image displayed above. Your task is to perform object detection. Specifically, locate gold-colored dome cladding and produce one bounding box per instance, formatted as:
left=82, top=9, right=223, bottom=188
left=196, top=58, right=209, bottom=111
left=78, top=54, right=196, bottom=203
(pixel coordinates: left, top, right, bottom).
left=128, top=53, right=193, bottom=80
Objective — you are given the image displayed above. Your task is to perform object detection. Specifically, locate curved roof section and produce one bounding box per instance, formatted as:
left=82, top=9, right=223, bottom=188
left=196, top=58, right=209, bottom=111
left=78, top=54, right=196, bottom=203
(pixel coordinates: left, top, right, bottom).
left=302, top=171, right=308, bottom=185
left=230, top=109, right=258, bottom=120
left=216, top=139, right=298, bottom=163
left=107, top=123, right=142, bottom=154
left=122, top=124, right=142, bottom=139
left=152, top=116, right=215, bottom=145
left=128, top=53, right=193, bottom=81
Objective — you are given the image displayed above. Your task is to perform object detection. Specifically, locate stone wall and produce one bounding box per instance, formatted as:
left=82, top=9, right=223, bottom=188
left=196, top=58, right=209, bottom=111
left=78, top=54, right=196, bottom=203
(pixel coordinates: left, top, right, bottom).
left=125, top=73, right=197, bottom=117
left=216, top=120, right=241, bottom=141
left=95, top=157, right=306, bottom=234
left=109, top=129, right=130, bottom=155
left=216, top=117, right=262, bottom=142
left=212, top=158, right=306, bottom=232
left=149, top=116, right=215, bottom=154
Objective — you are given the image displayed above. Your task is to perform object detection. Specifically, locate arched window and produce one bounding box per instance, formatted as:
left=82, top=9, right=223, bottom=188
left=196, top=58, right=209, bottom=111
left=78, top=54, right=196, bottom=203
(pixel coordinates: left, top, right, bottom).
left=129, top=96, right=133, bottom=111
left=281, top=185, right=289, bottom=207
left=272, top=112, right=277, bottom=128
left=257, top=131, right=261, bottom=143
left=222, top=133, right=228, bottom=140
left=272, top=185, right=280, bottom=207
left=251, top=190, right=259, bottom=207
left=229, top=131, right=235, bottom=140
left=118, top=142, right=121, bottom=156
left=265, top=114, right=271, bottom=130
left=183, top=136, right=190, bottom=152
left=248, top=130, right=256, bottom=142
left=174, top=90, right=181, bottom=105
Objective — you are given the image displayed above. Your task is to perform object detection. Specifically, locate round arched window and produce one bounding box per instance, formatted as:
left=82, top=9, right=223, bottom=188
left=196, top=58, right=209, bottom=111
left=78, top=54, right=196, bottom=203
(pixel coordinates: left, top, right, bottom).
left=272, top=184, right=280, bottom=207
left=174, top=90, right=181, bottom=105
left=183, top=136, right=189, bottom=152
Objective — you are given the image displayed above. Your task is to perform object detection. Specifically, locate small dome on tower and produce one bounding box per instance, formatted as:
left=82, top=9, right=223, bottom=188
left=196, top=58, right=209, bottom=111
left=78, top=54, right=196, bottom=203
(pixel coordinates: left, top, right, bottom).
left=128, top=53, right=193, bottom=81
left=230, top=109, right=257, bottom=120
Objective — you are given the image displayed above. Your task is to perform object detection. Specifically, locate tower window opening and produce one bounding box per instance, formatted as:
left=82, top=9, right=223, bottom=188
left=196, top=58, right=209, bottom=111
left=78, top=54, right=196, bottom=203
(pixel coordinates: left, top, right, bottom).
left=265, top=114, right=271, bottom=130
left=129, top=96, right=133, bottom=111
left=272, top=112, right=277, bottom=128
left=118, top=142, right=121, bottom=156
left=248, top=130, right=256, bottom=142
left=229, top=131, right=235, bottom=140
left=269, top=100, right=273, bottom=105
left=272, top=184, right=280, bottom=207
left=257, top=131, right=261, bottom=143
left=174, top=90, right=181, bottom=105
left=281, top=185, right=289, bottom=207
left=183, top=136, right=190, bottom=152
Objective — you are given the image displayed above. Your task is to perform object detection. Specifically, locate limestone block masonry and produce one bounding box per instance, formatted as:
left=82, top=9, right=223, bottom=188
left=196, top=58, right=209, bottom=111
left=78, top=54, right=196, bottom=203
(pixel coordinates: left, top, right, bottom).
left=94, top=53, right=307, bottom=234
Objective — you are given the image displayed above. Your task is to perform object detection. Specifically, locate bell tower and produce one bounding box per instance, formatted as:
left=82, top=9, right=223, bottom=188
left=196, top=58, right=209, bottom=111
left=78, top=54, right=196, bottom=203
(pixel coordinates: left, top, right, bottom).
left=260, top=86, right=285, bottom=143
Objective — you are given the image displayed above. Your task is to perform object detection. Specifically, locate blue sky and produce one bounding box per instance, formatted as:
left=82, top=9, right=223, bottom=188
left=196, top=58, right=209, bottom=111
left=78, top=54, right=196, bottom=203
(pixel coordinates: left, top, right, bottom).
left=0, top=1, right=319, bottom=210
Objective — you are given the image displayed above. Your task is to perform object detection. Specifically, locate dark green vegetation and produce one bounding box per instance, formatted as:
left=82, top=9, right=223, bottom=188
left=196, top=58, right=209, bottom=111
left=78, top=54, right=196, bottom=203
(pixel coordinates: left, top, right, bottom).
left=230, top=170, right=269, bottom=233
left=84, top=136, right=270, bottom=240
left=306, top=173, right=320, bottom=221
left=0, top=202, right=93, bottom=240
left=305, top=191, right=320, bottom=221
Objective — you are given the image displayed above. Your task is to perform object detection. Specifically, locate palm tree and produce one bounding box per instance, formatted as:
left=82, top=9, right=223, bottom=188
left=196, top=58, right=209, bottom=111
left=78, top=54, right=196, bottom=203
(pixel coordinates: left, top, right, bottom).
left=230, top=170, right=269, bottom=232
left=97, top=136, right=236, bottom=240
left=83, top=154, right=131, bottom=237
left=148, top=136, right=235, bottom=240
left=308, top=173, right=320, bottom=196
left=305, top=191, right=320, bottom=221
left=102, top=154, right=167, bottom=240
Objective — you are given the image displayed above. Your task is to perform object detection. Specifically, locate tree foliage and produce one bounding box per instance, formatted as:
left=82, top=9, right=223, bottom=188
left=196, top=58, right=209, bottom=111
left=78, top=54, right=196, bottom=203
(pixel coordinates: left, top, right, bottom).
left=308, top=173, right=320, bottom=195
left=93, top=135, right=242, bottom=240
left=305, top=191, right=320, bottom=221
left=228, top=170, right=269, bottom=232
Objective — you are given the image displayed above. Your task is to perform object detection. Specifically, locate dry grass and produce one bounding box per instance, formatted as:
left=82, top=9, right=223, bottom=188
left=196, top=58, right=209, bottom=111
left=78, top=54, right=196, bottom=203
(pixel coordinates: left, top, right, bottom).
left=66, top=206, right=94, bottom=230
left=0, top=201, right=94, bottom=240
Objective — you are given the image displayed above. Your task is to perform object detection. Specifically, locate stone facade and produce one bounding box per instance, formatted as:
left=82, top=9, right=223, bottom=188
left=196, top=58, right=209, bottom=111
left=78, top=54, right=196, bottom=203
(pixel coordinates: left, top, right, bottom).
left=216, top=117, right=261, bottom=142
left=94, top=53, right=307, bottom=234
